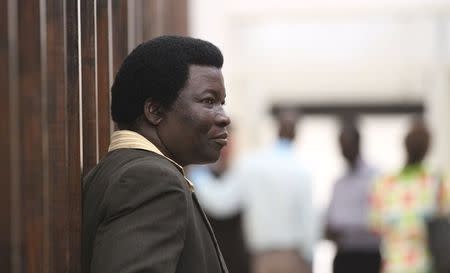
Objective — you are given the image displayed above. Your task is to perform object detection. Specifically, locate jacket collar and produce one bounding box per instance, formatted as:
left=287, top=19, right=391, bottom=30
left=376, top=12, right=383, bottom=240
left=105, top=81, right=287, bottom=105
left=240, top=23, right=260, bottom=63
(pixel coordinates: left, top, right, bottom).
left=108, top=130, right=194, bottom=190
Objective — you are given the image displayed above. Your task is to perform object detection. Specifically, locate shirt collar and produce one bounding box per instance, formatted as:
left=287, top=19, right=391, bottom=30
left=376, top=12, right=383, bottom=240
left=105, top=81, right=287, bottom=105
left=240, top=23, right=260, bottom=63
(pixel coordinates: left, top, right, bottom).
left=274, top=138, right=294, bottom=153
left=399, top=163, right=427, bottom=180
left=108, top=130, right=194, bottom=190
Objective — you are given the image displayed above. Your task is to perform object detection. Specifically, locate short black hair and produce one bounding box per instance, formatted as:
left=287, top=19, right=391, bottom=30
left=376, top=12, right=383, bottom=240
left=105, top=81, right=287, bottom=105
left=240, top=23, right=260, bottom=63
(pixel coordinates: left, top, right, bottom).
left=339, top=115, right=360, bottom=145
left=111, top=35, right=224, bottom=126
left=405, top=117, right=430, bottom=164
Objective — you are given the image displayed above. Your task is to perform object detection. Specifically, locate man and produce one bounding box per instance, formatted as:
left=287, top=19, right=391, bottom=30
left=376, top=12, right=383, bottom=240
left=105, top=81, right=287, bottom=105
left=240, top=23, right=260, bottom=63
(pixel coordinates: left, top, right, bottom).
left=191, top=108, right=314, bottom=273
left=82, top=36, right=231, bottom=273
left=325, top=118, right=381, bottom=273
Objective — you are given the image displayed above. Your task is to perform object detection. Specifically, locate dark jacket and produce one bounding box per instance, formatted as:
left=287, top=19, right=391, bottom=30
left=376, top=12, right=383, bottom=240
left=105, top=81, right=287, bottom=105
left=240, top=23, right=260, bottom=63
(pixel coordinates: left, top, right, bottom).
left=82, top=149, right=228, bottom=273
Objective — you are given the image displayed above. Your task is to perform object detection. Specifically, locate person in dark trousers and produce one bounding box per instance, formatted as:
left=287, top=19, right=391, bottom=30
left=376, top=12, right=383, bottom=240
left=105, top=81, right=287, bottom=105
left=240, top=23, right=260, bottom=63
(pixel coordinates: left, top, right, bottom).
left=326, top=118, right=381, bottom=273
left=82, top=36, right=231, bottom=273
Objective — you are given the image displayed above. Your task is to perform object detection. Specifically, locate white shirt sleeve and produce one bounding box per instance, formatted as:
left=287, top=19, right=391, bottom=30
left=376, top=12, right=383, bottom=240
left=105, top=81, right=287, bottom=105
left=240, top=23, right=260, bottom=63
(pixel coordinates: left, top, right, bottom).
left=295, top=173, right=316, bottom=262
left=190, top=166, right=244, bottom=219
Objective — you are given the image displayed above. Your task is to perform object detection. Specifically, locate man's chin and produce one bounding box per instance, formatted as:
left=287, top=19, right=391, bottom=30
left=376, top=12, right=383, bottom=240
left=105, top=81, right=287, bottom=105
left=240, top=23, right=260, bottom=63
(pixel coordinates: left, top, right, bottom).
left=195, top=152, right=221, bottom=165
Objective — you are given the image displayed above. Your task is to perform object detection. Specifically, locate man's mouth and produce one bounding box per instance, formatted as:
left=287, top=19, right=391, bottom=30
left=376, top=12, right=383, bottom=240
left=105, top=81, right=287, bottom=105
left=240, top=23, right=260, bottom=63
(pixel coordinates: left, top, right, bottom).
left=212, top=138, right=227, bottom=146
left=210, top=132, right=228, bottom=146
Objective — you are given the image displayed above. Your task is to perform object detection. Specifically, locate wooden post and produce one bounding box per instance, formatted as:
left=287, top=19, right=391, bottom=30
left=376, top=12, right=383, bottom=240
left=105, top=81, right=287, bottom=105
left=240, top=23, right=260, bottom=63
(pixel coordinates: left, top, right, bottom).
left=17, top=0, right=45, bottom=272
left=80, top=0, right=99, bottom=175
left=97, top=0, right=112, bottom=158
left=66, top=0, right=82, bottom=272
left=0, top=0, right=12, bottom=271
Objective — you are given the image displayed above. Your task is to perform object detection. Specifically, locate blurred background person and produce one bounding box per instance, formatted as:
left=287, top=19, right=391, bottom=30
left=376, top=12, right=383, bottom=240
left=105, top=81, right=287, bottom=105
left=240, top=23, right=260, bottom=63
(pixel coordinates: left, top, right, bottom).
left=190, top=108, right=315, bottom=273
left=325, top=117, right=381, bottom=273
left=369, top=118, right=450, bottom=273
left=245, top=108, right=315, bottom=273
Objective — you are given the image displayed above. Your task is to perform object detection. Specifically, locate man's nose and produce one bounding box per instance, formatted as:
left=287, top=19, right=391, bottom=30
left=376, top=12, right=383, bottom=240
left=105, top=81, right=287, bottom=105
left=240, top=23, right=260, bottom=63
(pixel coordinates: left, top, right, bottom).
left=215, top=108, right=231, bottom=127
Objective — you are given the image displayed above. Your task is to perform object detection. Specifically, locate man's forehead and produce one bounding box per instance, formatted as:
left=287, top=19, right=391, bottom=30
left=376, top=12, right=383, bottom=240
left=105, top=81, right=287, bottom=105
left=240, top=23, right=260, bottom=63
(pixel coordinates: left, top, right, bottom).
left=188, top=65, right=222, bottom=79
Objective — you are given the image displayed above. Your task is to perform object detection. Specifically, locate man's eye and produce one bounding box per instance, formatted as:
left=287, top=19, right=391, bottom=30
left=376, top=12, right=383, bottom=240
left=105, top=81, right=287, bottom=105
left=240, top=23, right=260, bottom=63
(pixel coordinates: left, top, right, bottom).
left=202, top=98, right=215, bottom=105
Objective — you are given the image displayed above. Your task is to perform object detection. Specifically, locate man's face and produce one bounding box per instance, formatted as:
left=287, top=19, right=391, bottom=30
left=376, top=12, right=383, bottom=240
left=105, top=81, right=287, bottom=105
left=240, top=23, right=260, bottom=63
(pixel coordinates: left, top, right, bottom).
left=158, top=65, right=230, bottom=166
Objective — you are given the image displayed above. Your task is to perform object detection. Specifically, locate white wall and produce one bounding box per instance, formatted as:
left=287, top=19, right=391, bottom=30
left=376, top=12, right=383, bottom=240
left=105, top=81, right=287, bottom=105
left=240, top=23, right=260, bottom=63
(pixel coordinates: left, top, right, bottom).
left=189, top=0, right=450, bottom=173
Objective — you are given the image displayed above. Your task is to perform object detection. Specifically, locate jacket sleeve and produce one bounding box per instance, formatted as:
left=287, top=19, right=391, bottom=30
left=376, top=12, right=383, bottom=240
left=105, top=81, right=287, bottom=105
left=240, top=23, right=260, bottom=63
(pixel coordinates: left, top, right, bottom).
left=90, top=161, right=188, bottom=273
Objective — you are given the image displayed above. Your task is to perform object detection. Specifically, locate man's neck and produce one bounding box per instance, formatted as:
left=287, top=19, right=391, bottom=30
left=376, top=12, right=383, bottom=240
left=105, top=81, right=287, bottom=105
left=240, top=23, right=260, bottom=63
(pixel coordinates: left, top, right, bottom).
left=137, top=127, right=173, bottom=161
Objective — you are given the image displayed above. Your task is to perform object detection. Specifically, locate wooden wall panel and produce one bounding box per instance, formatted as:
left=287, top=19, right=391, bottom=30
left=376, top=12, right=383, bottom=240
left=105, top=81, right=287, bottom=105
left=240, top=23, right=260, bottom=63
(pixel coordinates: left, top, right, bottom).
left=112, top=0, right=129, bottom=76
left=133, top=0, right=145, bottom=45
left=2, top=1, right=189, bottom=272
left=164, top=0, right=188, bottom=35
left=97, top=0, right=112, bottom=158
left=140, top=0, right=188, bottom=43
left=142, top=0, right=164, bottom=39
left=7, top=2, right=21, bottom=272
left=46, top=0, right=69, bottom=272
left=17, top=0, right=45, bottom=272
left=0, top=0, right=11, bottom=271
left=65, top=0, right=81, bottom=272
left=81, top=0, right=99, bottom=174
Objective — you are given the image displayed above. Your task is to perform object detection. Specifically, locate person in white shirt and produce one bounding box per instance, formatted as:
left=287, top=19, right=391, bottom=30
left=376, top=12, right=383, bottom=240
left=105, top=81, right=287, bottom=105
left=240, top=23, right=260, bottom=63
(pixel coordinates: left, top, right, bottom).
left=190, top=108, right=315, bottom=273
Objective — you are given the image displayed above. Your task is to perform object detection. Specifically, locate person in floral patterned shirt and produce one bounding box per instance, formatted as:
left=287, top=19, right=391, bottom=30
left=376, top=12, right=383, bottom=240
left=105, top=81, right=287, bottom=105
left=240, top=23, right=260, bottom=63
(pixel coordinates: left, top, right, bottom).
left=369, top=118, right=450, bottom=273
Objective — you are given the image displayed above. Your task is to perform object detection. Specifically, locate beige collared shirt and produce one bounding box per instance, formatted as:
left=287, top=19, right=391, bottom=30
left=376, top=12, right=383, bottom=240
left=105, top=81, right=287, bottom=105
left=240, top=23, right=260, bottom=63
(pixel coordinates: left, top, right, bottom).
left=108, top=130, right=194, bottom=191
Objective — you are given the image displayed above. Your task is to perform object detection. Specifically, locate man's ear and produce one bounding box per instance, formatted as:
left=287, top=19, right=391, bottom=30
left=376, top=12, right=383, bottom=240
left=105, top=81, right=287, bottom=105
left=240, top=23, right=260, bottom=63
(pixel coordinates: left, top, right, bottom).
left=143, top=99, right=163, bottom=126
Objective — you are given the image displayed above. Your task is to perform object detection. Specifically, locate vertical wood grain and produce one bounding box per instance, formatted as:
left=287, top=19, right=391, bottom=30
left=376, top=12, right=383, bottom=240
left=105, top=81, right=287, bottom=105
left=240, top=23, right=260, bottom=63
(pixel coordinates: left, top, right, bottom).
left=45, top=0, right=70, bottom=272
left=0, top=0, right=12, bottom=270
left=80, top=0, right=98, bottom=174
left=66, top=0, right=81, bottom=272
left=164, top=0, right=188, bottom=35
left=18, top=0, right=45, bottom=272
left=96, top=0, right=111, bottom=158
left=111, top=0, right=128, bottom=76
